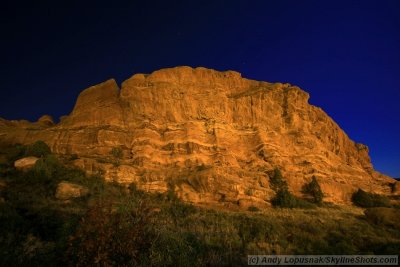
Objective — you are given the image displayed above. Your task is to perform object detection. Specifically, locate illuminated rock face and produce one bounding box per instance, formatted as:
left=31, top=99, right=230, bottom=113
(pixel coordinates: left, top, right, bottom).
left=0, top=66, right=394, bottom=207
left=14, top=157, right=39, bottom=170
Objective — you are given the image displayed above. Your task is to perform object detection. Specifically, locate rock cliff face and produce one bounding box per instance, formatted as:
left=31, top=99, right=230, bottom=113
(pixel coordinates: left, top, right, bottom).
left=0, top=66, right=395, bottom=207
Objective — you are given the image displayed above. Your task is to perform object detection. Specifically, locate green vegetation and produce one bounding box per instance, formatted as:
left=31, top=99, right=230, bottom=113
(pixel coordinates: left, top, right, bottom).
left=111, top=147, right=122, bottom=159
left=351, top=189, right=390, bottom=208
left=269, top=168, right=288, bottom=191
left=302, top=176, right=324, bottom=204
left=269, top=168, right=315, bottom=208
left=69, top=154, right=79, bottom=160
left=364, top=207, right=400, bottom=230
left=0, top=143, right=93, bottom=266
left=271, top=189, right=314, bottom=208
left=110, top=147, right=123, bottom=166
left=248, top=206, right=260, bottom=212
left=4, top=143, right=27, bottom=162
left=67, top=198, right=156, bottom=266
left=0, top=143, right=400, bottom=266
left=4, top=140, right=51, bottom=162
left=24, top=141, right=51, bottom=158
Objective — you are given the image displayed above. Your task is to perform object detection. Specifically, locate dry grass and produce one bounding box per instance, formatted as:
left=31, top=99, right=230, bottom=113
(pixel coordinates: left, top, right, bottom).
left=1, top=143, right=400, bottom=266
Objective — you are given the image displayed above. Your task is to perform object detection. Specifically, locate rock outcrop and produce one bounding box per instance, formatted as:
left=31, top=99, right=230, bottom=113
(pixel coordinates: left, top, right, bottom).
left=391, top=181, right=400, bottom=195
left=37, top=115, right=54, bottom=126
left=55, top=181, right=89, bottom=200
left=0, top=66, right=395, bottom=207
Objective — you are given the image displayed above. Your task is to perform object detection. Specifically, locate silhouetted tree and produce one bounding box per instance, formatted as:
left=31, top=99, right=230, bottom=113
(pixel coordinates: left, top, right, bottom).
left=269, top=168, right=288, bottom=192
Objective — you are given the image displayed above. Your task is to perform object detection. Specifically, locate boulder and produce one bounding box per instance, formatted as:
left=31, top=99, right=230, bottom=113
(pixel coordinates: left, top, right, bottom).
left=37, top=115, right=54, bottom=126
left=14, top=157, right=39, bottom=170
left=55, top=181, right=89, bottom=200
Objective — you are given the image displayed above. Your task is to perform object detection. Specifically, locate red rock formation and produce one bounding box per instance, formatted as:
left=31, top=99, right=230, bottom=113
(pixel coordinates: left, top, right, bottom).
left=0, top=66, right=395, bottom=207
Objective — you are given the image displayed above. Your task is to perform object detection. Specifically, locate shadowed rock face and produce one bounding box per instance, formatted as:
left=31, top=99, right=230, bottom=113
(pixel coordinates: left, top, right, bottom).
left=0, top=66, right=395, bottom=207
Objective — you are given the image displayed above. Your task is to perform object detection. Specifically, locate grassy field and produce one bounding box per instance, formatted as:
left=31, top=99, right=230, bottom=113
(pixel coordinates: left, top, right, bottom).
left=1, top=143, right=399, bottom=266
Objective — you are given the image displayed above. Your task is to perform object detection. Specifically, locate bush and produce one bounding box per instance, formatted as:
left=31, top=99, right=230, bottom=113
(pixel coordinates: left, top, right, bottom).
left=5, top=143, right=27, bottom=162
left=165, top=182, right=179, bottom=202
left=25, top=141, right=51, bottom=158
left=272, top=189, right=313, bottom=209
left=110, top=147, right=123, bottom=159
left=269, top=168, right=288, bottom=192
left=66, top=199, right=155, bottom=266
left=167, top=201, right=197, bottom=221
left=351, top=189, right=390, bottom=208
left=248, top=206, right=260, bottom=212
left=302, top=176, right=324, bottom=204
left=69, top=154, right=79, bottom=161
left=30, top=155, right=61, bottom=182
left=5, top=155, right=65, bottom=206
left=364, top=207, right=400, bottom=229
left=110, top=147, right=123, bottom=166
left=272, top=189, right=297, bottom=207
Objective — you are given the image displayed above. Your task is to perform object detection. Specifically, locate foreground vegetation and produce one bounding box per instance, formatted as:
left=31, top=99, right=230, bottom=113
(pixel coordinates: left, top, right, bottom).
left=1, top=142, right=400, bottom=266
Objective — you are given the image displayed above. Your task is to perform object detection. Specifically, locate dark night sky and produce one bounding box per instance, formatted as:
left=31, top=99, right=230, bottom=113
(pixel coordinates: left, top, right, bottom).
left=1, top=0, right=399, bottom=178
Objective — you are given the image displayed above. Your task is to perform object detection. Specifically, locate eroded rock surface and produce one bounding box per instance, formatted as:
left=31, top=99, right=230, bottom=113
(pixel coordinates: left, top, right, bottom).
left=55, top=181, right=89, bottom=200
left=37, top=115, right=54, bottom=126
left=0, top=66, right=395, bottom=206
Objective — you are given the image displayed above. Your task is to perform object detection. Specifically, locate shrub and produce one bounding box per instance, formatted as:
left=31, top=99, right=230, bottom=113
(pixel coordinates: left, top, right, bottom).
left=29, top=155, right=62, bottom=185
left=272, top=189, right=313, bottom=208
left=110, top=147, right=123, bottom=159
left=351, top=189, right=390, bottom=208
left=248, top=206, right=260, bottom=212
left=5, top=155, right=65, bottom=204
left=10, top=154, right=92, bottom=201
left=166, top=182, right=179, bottom=202
left=245, top=188, right=254, bottom=196
left=0, top=163, right=10, bottom=176
left=269, top=168, right=288, bottom=192
left=5, top=143, right=27, bottom=162
left=364, top=207, right=400, bottom=229
left=145, top=228, right=207, bottom=267
left=25, top=141, right=51, bottom=158
left=235, top=214, right=275, bottom=247
left=110, top=147, right=123, bottom=166
left=69, top=154, right=79, bottom=161
left=66, top=199, right=155, bottom=266
left=272, top=189, right=297, bottom=207
left=0, top=203, right=29, bottom=265
left=167, top=201, right=197, bottom=221
left=302, top=176, right=324, bottom=204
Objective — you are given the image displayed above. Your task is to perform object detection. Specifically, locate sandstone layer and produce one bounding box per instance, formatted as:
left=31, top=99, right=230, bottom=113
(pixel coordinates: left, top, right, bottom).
left=0, top=66, right=395, bottom=207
